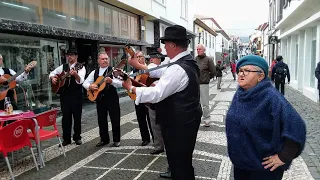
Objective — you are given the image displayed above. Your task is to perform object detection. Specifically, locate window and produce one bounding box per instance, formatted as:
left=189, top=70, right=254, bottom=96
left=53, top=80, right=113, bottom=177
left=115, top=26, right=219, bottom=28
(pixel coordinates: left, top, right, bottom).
left=120, top=13, right=129, bottom=37
left=104, top=8, right=112, bottom=34
left=181, top=0, right=188, bottom=19
left=205, top=32, right=208, bottom=47
left=310, top=27, right=317, bottom=87
left=209, top=35, right=211, bottom=48
left=74, top=0, right=89, bottom=23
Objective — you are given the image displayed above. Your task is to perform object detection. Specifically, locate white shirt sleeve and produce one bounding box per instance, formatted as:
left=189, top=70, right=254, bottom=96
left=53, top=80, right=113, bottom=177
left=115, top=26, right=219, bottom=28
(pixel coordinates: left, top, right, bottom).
left=111, top=77, right=123, bottom=88
left=149, top=60, right=169, bottom=78
left=49, top=65, right=63, bottom=79
left=9, top=69, right=28, bottom=82
left=134, top=64, right=189, bottom=105
left=75, top=66, right=86, bottom=84
left=83, top=70, right=95, bottom=90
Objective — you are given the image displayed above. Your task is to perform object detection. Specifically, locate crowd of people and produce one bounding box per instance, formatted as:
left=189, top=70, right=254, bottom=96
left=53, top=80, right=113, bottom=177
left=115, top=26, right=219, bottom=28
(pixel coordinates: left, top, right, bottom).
left=0, top=25, right=307, bottom=180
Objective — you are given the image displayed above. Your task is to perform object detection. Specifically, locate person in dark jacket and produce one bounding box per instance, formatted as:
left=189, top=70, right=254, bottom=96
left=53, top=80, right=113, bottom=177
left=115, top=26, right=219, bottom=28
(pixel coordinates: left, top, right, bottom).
left=314, top=61, right=320, bottom=101
left=271, top=55, right=290, bottom=95
left=226, top=55, right=306, bottom=180
left=216, top=60, right=225, bottom=89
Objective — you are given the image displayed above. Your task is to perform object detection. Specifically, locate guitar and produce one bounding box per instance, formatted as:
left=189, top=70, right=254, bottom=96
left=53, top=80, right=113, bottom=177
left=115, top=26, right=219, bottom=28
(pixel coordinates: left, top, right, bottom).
left=51, top=63, right=84, bottom=94
left=87, top=59, right=127, bottom=102
left=0, top=61, right=37, bottom=102
left=113, top=61, right=174, bottom=100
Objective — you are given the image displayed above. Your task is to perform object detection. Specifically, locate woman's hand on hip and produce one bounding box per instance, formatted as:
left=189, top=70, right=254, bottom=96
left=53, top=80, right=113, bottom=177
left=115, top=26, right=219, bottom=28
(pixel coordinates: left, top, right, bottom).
left=262, top=154, right=285, bottom=171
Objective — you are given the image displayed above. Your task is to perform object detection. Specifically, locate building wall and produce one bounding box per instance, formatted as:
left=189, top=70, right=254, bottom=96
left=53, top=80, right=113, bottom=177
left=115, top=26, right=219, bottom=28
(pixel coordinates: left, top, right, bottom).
left=278, top=22, right=320, bottom=102
left=194, top=24, right=216, bottom=59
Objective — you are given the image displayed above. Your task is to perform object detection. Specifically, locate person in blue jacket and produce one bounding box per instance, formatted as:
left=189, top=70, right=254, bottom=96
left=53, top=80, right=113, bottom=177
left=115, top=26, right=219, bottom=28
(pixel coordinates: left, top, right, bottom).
left=226, top=55, right=306, bottom=180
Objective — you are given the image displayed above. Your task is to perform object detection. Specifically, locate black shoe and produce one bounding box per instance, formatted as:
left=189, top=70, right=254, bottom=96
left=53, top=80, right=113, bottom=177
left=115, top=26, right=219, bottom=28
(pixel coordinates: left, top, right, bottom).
left=59, top=140, right=71, bottom=147
left=141, top=140, right=150, bottom=146
left=159, top=170, right=171, bottom=178
left=75, top=140, right=82, bottom=145
left=150, top=149, right=164, bottom=155
left=113, top=142, right=120, bottom=147
left=96, top=141, right=109, bottom=147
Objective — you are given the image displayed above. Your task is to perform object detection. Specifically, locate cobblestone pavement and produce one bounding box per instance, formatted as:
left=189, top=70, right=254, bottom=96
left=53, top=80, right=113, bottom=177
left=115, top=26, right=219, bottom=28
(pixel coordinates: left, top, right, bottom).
left=0, top=73, right=319, bottom=180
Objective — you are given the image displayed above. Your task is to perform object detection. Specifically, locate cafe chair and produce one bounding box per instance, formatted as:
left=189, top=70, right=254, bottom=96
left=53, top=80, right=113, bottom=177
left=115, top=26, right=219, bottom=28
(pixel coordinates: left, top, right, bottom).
left=28, top=108, right=65, bottom=166
left=0, top=120, right=39, bottom=180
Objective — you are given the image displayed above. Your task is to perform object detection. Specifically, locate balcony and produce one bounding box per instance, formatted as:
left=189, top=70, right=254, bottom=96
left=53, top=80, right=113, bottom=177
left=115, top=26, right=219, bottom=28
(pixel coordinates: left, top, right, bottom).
left=275, top=0, right=320, bottom=30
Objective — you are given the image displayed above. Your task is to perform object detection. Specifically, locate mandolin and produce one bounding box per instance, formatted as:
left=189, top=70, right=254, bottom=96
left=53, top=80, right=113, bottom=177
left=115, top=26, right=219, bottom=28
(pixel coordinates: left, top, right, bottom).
left=0, top=61, right=37, bottom=102
left=51, top=63, right=84, bottom=94
left=87, top=59, right=127, bottom=102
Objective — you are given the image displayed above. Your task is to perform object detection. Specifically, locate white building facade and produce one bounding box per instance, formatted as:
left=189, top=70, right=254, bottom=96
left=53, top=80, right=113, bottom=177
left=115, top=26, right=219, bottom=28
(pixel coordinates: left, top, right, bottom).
left=198, top=18, right=231, bottom=63
left=193, top=17, right=217, bottom=60
left=268, top=0, right=320, bottom=102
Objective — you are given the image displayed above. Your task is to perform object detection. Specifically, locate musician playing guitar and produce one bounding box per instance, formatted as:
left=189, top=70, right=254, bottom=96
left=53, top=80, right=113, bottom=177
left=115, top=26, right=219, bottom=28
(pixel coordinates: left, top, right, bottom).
left=0, top=54, right=32, bottom=110
left=82, top=52, right=122, bottom=147
left=49, top=48, right=86, bottom=146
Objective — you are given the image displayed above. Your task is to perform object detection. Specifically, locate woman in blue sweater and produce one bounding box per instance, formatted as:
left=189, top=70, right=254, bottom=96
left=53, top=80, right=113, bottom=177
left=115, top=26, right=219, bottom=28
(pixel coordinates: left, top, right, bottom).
left=226, top=55, right=306, bottom=180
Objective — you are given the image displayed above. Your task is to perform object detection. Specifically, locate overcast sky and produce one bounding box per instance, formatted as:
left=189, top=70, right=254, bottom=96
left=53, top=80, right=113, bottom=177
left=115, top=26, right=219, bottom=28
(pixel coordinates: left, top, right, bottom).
left=194, top=0, right=269, bottom=37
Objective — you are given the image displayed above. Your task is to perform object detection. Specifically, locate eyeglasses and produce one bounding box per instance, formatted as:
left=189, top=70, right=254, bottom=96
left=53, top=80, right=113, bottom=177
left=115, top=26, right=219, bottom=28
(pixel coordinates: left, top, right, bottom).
left=238, top=69, right=261, bottom=76
left=137, top=56, right=144, bottom=58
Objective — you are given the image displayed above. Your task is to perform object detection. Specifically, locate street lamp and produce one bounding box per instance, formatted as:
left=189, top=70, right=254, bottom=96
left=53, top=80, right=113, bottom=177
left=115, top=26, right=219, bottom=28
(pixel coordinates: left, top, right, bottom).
left=198, top=27, right=203, bottom=44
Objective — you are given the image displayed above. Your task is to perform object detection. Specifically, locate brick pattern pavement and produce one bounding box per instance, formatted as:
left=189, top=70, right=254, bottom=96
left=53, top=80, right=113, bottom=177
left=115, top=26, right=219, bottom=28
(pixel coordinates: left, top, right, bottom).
left=0, top=73, right=318, bottom=180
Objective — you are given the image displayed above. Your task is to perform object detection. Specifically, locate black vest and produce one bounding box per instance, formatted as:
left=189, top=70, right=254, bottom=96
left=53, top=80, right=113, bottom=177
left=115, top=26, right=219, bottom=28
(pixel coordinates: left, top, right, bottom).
left=93, top=67, right=118, bottom=99
left=155, top=54, right=203, bottom=125
left=60, top=63, right=83, bottom=98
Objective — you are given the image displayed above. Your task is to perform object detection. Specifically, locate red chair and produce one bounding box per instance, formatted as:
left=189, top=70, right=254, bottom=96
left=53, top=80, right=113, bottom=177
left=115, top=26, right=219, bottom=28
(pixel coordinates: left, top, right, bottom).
left=0, top=120, right=39, bottom=180
left=28, top=109, right=66, bottom=163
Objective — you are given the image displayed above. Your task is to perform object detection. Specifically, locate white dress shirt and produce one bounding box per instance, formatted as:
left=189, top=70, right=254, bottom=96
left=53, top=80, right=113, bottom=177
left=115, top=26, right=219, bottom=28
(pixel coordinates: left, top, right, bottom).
left=83, top=67, right=123, bottom=90
left=49, top=63, right=86, bottom=84
left=0, top=67, right=28, bottom=82
left=135, top=51, right=190, bottom=105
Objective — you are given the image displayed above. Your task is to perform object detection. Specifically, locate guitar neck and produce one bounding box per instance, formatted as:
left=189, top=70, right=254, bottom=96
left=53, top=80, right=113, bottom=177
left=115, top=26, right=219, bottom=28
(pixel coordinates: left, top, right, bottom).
left=7, top=69, right=25, bottom=82
left=130, top=62, right=173, bottom=77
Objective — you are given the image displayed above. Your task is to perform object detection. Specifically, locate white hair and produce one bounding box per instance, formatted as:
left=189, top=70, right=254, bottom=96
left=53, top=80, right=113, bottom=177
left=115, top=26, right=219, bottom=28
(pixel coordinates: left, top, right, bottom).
left=98, top=51, right=108, bottom=59
left=252, top=65, right=264, bottom=74
left=197, top=44, right=206, bottom=51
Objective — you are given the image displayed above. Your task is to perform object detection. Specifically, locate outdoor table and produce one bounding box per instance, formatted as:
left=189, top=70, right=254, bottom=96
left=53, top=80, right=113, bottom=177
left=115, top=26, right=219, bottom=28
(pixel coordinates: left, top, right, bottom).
left=0, top=110, right=45, bottom=168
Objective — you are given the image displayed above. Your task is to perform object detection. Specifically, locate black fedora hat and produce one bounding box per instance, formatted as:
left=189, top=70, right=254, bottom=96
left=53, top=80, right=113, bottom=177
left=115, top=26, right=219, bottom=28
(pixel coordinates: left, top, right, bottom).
left=66, top=48, right=78, bottom=55
left=146, top=50, right=166, bottom=62
left=160, top=25, right=192, bottom=43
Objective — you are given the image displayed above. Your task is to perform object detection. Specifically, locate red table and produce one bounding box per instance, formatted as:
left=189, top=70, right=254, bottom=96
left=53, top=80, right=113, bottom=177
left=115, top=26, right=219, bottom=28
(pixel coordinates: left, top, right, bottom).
left=0, top=110, right=44, bottom=168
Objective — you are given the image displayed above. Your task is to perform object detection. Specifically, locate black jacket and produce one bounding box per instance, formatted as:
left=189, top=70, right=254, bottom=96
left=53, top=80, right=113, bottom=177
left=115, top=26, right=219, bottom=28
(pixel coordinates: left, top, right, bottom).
left=315, top=62, right=320, bottom=89
left=271, top=61, right=290, bottom=82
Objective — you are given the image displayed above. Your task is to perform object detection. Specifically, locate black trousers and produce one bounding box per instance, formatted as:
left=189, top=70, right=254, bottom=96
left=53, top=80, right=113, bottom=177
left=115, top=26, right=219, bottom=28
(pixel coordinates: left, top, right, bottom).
left=60, top=95, right=82, bottom=142
left=234, top=167, right=284, bottom=180
left=161, top=120, right=200, bottom=180
left=135, top=103, right=153, bottom=142
left=275, top=81, right=285, bottom=95
left=96, top=94, right=121, bottom=143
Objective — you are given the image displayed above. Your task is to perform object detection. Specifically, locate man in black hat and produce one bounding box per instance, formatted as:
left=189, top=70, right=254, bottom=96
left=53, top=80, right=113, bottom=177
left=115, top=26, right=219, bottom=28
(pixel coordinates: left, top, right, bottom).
left=122, top=25, right=202, bottom=180
left=49, top=48, right=86, bottom=146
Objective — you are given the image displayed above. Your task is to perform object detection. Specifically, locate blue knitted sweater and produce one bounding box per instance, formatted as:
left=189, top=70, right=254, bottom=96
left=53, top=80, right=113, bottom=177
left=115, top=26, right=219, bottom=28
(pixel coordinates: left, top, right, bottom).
left=226, top=78, right=306, bottom=171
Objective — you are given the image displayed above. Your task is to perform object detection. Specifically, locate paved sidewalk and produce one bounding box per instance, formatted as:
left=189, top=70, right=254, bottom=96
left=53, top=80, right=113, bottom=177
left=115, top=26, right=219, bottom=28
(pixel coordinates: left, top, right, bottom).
left=0, top=73, right=318, bottom=180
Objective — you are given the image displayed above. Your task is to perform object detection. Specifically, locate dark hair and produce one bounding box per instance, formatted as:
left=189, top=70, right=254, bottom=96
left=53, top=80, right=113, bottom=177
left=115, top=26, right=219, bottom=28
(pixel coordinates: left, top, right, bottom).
left=276, top=55, right=283, bottom=61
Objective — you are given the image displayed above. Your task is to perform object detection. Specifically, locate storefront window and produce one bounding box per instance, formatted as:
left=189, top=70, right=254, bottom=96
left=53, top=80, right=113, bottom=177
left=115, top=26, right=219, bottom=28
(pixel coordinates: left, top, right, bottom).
left=0, top=33, right=65, bottom=111
left=0, top=0, right=140, bottom=41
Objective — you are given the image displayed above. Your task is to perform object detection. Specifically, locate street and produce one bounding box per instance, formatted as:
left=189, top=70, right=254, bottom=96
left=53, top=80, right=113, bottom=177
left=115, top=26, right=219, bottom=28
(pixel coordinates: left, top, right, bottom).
left=0, top=73, right=319, bottom=180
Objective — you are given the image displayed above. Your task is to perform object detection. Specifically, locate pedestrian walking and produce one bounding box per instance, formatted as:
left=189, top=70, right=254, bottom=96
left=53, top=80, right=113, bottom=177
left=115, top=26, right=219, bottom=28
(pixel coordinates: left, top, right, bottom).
left=195, top=44, right=216, bottom=127
left=271, top=55, right=290, bottom=95
left=216, top=60, right=225, bottom=89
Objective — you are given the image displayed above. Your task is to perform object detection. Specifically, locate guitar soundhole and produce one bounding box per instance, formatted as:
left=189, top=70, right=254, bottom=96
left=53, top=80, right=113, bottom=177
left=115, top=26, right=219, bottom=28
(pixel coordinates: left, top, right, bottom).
left=3, top=81, right=8, bottom=86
